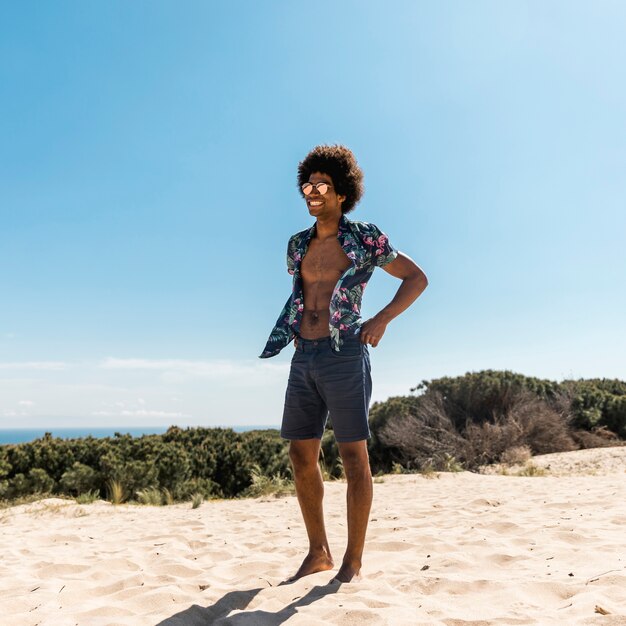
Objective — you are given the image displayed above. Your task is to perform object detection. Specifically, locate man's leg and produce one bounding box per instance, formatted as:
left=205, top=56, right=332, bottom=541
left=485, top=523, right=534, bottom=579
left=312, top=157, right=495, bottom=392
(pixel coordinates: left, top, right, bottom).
left=334, top=439, right=373, bottom=583
left=286, top=438, right=334, bottom=581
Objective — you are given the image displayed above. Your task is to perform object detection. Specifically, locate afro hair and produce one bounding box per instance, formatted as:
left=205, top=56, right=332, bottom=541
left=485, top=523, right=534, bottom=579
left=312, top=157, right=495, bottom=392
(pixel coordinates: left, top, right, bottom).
left=297, top=144, right=364, bottom=214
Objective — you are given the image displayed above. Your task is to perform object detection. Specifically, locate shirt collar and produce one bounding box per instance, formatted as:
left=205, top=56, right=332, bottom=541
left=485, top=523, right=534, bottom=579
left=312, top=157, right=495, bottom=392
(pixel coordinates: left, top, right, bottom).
left=305, top=213, right=352, bottom=246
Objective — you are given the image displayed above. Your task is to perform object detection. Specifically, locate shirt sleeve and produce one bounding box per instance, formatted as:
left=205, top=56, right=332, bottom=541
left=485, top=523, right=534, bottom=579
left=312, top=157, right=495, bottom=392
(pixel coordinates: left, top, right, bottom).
left=286, top=236, right=296, bottom=275
left=366, top=223, right=399, bottom=268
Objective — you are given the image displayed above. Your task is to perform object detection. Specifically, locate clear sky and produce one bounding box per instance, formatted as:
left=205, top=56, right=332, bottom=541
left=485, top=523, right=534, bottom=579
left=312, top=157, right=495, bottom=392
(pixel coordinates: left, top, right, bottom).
left=1, top=1, right=625, bottom=429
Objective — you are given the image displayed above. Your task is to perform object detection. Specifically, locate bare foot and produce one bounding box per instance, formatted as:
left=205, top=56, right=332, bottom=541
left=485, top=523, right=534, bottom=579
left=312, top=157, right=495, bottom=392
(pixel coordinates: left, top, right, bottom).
left=283, top=550, right=334, bottom=584
left=330, top=561, right=362, bottom=583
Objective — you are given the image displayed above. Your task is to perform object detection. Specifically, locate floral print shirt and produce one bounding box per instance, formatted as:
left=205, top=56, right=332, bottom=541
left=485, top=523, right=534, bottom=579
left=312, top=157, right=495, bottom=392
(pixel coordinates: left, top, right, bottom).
left=259, top=213, right=399, bottom=358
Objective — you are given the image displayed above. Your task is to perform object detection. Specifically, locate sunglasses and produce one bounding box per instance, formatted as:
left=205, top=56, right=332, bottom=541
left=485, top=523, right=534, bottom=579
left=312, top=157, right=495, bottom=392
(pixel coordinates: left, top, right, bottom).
left=301, top=182, right=333, bottom=196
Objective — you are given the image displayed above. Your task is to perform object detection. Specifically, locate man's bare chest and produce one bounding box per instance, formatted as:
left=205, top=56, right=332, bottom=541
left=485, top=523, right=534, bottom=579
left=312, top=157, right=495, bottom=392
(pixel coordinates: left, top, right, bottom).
left=301, top=238, right=352, bottom=283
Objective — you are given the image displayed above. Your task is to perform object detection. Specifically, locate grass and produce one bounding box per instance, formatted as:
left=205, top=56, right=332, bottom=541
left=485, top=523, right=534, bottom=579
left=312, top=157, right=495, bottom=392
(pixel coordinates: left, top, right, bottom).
left=479, top=456, right=550, bottom=477
left=136, top=487, right=164, bottom=506
left=106, top=480, right=126, bottom=505
left=163, top=488, right=174, bottom=506
left=441, top=453, right=463, bottom=472
left=516, top=462, right=548, bottom=477
left=2, top=485, right=208, bottom=509
left=75, top=490, right=100, bottom=504
left=242, top=465, right=295, bottom=498
left=418, top=462, right=439, bottom=479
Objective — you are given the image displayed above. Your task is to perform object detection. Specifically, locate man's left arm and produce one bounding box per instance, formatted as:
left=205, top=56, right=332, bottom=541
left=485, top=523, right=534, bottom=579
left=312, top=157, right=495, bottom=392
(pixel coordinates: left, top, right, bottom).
left=360, top=252, right=428, bottom=347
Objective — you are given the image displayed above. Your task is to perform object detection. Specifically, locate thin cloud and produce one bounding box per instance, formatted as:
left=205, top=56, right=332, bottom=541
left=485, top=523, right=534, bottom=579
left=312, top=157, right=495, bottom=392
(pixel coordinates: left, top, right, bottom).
left=0, top=361, right=69, bottom=371
left=91, top=409, right=190, bottom=418
left=99, top=357, right=288, bottom=379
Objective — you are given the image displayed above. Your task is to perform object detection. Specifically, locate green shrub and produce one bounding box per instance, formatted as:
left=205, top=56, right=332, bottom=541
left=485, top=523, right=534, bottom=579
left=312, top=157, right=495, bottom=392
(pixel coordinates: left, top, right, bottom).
left=153, top=443, right=191, bottom=492
left=563, top=378, right=626, bottom=433
left=603, top=395, right=626, bottom=437
left=6, top=473, right=30, bottom=498
left=0, top=448, right=11, bottom=480
left=60, top=462, right=100, bottom=496
left=28, top=468, right=55, bottom=493
left=99, top=452, right=158, bottom=497
left=30, top=433, right=75, bottom=482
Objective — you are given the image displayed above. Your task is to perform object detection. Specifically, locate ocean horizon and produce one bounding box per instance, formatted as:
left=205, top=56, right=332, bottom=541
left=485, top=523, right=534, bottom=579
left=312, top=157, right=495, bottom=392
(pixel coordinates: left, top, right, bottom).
left=0, top=425, right=281, bottom=446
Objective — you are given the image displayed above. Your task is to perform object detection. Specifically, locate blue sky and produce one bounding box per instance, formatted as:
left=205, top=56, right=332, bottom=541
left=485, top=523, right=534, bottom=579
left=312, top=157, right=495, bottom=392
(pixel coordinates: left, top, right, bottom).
left=1, top=1, right=625, bottom=429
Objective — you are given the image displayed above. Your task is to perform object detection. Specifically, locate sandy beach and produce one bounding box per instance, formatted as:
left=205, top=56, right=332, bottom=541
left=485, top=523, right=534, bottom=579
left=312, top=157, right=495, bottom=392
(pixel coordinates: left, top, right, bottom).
left=1, top=446, right=625, bottom=625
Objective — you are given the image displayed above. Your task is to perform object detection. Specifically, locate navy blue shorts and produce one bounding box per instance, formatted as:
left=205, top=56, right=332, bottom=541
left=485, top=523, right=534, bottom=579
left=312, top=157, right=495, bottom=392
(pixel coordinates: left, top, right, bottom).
left=281, top=332, right=372, bottom=443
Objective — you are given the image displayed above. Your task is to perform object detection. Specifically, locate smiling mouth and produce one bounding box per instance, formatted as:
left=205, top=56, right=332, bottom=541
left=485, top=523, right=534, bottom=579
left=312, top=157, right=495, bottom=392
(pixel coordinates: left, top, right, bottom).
left=308, top=200, right=323, bottom=207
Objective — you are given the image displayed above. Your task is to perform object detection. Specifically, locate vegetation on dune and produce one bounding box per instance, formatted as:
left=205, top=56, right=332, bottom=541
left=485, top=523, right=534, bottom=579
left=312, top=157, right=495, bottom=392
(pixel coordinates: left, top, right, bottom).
left=0, top=371, right=624, bottom=505
left=371, top=370, right=625, bottom=473
left=0, top=427, right=292, bottom=505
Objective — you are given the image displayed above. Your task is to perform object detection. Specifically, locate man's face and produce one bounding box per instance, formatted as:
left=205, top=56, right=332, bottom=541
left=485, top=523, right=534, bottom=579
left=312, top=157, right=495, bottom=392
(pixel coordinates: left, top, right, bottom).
left=304, top=171, right=346, bottom=218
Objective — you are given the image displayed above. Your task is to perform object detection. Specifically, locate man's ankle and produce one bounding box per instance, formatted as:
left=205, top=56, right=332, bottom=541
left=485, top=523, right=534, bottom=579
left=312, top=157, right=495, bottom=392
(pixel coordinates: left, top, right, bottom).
left=308, top=545, right=332, bottom=558
left=341, top=555, right=362, bottom=569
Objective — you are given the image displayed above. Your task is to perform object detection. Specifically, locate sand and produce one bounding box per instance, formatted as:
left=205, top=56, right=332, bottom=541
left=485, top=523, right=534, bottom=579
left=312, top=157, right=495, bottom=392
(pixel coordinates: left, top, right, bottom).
left=1, top=446, right=625, bottom=625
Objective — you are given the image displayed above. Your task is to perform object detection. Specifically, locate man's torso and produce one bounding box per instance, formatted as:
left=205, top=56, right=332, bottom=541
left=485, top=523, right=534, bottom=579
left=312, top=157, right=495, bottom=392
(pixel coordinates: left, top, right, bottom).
left=299, top=235, right=352, bottom=339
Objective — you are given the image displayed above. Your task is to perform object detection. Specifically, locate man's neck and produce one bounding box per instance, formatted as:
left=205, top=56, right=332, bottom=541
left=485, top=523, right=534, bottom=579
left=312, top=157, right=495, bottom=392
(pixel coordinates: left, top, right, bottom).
left=314, top=213, right=343, bottom=240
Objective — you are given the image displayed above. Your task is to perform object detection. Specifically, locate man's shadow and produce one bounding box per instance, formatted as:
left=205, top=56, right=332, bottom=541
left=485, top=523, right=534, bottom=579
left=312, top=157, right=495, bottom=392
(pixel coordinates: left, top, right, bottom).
left=156, top=580, right=341, bottom=625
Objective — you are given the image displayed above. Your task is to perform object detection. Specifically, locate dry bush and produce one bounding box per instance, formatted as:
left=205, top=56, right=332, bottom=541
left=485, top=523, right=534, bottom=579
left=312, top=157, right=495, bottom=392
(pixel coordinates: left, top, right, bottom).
left=592, top=425, right=621, bottom=441
left=571, top=427, right=623, bottom=449
left=379, top=389, right=579, bottom=473
left=507, top=390, right=576, bottom=455
left=378, top=392, right=466, bottom=471
left=463, top=390, right=575, bottom=469
left=550, top=389, right=575, bottom=418
left=463, top=419, right=516, bottom=468
left=500, top=445, right=532, bottom=465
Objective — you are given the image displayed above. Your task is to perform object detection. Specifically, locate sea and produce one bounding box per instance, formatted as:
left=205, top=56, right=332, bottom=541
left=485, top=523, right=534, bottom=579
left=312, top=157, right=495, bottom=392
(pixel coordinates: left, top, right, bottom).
left=0, top=425, right=280, bottom=446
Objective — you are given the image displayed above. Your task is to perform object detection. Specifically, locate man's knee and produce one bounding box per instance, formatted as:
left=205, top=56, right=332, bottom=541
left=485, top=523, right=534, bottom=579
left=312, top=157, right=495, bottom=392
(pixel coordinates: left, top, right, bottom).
left=338, top=441, right=371, bottom=478
left=288, top=439, right=321, bottom=473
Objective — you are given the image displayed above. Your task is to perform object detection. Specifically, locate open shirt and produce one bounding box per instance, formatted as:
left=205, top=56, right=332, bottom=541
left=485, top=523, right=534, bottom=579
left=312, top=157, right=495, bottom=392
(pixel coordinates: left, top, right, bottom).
left=259, top=213, right=398, bottom=358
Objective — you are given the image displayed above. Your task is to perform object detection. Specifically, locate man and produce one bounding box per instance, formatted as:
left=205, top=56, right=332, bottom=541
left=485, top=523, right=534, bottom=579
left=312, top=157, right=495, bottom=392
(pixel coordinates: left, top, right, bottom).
left=259, top=144, right=428, bottom=583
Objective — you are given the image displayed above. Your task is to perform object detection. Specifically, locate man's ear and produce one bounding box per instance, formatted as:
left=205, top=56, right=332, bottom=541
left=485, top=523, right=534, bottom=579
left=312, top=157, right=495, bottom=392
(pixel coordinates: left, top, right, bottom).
left=337, top=194, right=346, bottom=205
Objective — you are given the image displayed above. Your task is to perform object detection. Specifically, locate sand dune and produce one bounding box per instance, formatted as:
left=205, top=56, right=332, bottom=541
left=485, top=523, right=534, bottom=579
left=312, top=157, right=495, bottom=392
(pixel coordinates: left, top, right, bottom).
left=1, top=446, right=625, bottom=625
